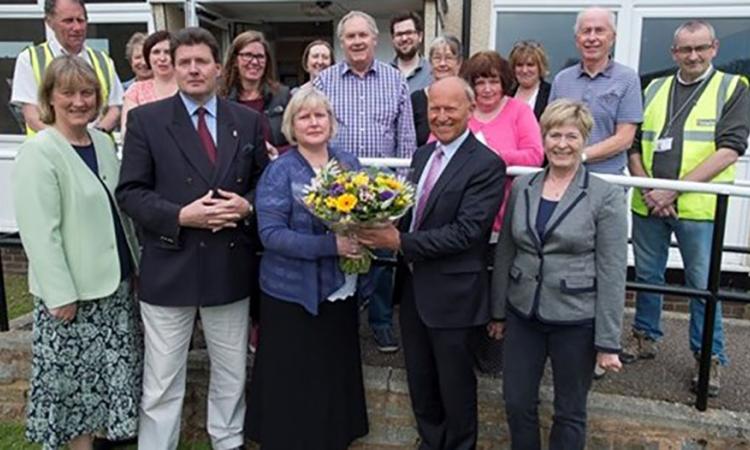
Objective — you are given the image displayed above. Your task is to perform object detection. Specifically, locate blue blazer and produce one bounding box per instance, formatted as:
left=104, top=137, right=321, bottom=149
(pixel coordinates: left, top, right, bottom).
left=256, top=147, right=371, bottom=315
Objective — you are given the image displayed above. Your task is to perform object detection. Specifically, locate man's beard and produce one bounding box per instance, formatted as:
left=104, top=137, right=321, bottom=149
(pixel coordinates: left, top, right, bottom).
left=396, top=46, right=419, bottom=60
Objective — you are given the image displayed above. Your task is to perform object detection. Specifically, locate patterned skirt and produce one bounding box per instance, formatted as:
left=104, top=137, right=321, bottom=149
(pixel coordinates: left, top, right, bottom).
left=25, top=281, right=143, bottom=450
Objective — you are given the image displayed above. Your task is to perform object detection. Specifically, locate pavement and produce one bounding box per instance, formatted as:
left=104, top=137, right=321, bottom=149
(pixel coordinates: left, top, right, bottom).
left=359, top=307, right=750, bottom=413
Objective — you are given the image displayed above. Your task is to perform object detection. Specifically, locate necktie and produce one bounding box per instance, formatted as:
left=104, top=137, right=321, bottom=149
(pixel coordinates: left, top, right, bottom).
left=196, top=107, right=217, bottom=164
left=414, top=146, right=444, bottom=229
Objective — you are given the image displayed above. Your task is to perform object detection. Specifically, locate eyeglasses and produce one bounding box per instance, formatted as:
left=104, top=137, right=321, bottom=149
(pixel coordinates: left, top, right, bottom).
left=237, top=52, right=266, bottom=62
left=430, top=53, right=459, bottom=63
left=672, top=43, right=714, bottom=56
left=393, top=29, right=418, bottom=39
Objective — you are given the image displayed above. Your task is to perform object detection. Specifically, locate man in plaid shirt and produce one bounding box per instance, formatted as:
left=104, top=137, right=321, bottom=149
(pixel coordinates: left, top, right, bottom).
left=315, top=10, right=417, bottom=352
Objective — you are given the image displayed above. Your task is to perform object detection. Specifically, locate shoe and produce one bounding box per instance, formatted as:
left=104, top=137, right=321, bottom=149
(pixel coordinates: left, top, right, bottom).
left=620, top=329, right=658, bottom=364
left=593, top=364, right=606, bottom=380
left=691, top=353, right=721, bottom=397
left=373, top=327, right=399, bottom=353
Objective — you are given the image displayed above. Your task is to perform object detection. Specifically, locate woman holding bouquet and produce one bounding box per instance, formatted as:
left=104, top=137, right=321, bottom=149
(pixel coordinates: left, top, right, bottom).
left=246, top=86, right=369, bottom=449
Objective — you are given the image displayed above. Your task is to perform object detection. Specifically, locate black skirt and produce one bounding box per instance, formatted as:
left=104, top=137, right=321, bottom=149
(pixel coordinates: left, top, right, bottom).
left=246, top=292, right=369, bottom=450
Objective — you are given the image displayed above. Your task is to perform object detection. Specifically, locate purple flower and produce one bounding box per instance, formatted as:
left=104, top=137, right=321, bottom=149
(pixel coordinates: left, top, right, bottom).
left=330, top=183, right=344, bottom=195
left=378, top=190, right=395, bottom=201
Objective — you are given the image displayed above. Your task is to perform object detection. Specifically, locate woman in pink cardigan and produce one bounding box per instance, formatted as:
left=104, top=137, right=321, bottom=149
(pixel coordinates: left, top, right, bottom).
left=461, top=51, right=544, bottom=241
left=461, top=51, right=543, bottom=376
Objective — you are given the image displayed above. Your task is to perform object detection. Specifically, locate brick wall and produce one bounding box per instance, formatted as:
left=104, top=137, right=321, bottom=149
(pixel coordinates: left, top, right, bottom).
left=1, top=246, right=27, bottom=275
left=3, top=329, right=749, bottom=450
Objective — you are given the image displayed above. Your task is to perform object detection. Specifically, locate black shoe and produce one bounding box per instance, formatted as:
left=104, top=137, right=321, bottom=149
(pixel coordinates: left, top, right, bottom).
left=373, top=327, right=399, bottom=353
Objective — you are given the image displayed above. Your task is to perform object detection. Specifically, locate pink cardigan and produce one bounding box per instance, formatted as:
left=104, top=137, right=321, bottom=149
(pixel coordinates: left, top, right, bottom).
left=468, top=97, right=544, bottom=233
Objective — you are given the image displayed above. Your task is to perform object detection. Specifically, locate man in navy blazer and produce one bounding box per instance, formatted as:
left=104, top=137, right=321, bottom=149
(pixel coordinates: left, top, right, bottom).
left=358, top=76, right=506, bottom=449
left=116, top=28, right=266, bottom=450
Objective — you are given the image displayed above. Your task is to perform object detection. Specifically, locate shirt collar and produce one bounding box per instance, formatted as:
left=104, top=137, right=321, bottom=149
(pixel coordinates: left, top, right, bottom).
left=677, top=65, right=714, bottom=85
left=47, top=33, right=87, bottom=58
left=436, top=128, right=470, bottom=158
left=179, top=91, right=218, bottom=118
left=340, top=60, right=378, bottom=77
left=576, top=58, right=614, bottom=79
left=390, top=56, right=427, bottom=78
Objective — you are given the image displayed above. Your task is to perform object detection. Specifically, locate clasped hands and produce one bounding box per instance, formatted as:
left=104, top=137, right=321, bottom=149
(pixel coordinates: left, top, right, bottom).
left=642, top=188, right=678, bottom=218
left=336, top=224, right=401, bottom=258
left=179, top=189, right=252, bottom=232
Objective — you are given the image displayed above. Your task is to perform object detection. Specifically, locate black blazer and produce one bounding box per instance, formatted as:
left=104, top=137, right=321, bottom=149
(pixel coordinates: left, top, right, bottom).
left=511, top=80, right=551, bottom=120
left=396, top=133, right=506, bottom=328
left=116, top=94, right=268, bottom=307
left=411, top=88, right=430, bottom=147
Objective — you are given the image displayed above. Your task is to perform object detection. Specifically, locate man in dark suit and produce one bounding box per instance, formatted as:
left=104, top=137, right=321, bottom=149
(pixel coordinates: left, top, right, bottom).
left=116, top=27, right=266, bottom=450
left=358, top=76, right=506, bottom=450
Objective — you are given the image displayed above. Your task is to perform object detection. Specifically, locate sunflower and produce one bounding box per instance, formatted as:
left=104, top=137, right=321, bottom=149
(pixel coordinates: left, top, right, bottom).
left=336, top=193, right=358, bottom=213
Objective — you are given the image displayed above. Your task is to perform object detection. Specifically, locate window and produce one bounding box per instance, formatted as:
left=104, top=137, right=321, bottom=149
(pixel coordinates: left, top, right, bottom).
left=0, top=19, right=44, bottom=135
left=639, top=17, right=750, bottom=87
left=495, top=12, right=611, bottom=78
left=87, top=22, right=148, bottom=83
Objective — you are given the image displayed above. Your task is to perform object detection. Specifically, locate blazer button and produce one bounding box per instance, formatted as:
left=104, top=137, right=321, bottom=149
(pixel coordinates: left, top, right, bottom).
left=229, top=241, right=236, bottom=248
left=535, top=274, right=541, bottom=282
left=236, top=177, right=243, bottom=183
left=199, top=241, right=206, bottom=248
left=186, top=177, right=193, bottom=184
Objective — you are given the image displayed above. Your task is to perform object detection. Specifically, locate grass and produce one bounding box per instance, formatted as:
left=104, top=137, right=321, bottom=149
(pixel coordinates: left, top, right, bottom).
left=0, top=421, right=213, bottom=449
left=3, top=273, right=33, bottom=321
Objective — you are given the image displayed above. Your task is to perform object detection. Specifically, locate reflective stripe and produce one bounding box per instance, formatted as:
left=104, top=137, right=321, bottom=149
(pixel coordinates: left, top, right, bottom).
left=684, top=130, right=715, bottom=142
left=716, top=73, right=731, bottom=118
left=642, top=130, right=656, bottom=141
left=644, top=77, right=669, bottom=110
left=86, top=47, right=110, bottom=101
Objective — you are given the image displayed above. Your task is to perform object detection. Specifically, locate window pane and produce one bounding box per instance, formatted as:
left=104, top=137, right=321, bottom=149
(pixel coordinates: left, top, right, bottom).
left=0, top=19, right=45, bottom=135
left=640, top=18, right=750, bottom=87
left=2, top=0, right=38, bottom=3
left=496, top=12, right=609, bottom=78
left=87, top=22, right=148, bottom=83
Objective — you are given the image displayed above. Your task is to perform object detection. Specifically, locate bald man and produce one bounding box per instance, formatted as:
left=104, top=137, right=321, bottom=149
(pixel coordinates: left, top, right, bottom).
left=358, top=77, right=506, bottom=449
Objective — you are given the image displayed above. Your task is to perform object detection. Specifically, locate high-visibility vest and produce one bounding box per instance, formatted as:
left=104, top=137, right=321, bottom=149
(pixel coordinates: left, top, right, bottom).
left=26, top=42, right=115, bottom=136
left=632, top=70, right=748, bottom=220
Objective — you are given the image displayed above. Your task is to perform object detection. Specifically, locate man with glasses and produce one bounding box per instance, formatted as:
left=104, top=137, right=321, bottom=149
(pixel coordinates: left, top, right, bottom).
left=549, top=6, right=643, bottom=175
left=624, top=20, right=749, bottom=397
left=390, top=11, right=432, bottom=93
left=314, top=11, right=417, bottom=354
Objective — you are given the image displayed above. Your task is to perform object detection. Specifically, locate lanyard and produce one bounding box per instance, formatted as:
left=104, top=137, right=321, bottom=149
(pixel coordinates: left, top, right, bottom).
left=664, top=71, right=712, bottom=137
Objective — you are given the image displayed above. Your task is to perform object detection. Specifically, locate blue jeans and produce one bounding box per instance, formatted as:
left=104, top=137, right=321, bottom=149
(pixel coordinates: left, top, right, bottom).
left=369, top=249, right=394, bottom=331
left=631, top=214, right=728, bottom=365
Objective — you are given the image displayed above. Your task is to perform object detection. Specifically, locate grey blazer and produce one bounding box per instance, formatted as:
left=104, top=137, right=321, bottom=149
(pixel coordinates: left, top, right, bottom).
left=491, top=166, right=628, bottom=352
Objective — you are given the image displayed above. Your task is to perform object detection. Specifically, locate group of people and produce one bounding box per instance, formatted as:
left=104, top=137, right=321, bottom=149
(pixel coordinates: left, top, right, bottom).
left=8, top=0, right=750, bottom=449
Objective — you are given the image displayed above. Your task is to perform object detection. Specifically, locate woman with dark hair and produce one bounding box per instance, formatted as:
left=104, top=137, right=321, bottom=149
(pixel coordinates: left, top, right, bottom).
left=221, top=30, right=291, bottom=152
left=13, top=55, right=141, bottom=450
left=300, top=39, right=334, bottom=87
left=509, top=40, right=552, bottom=120
left=121, top=30, right=177, bottom=134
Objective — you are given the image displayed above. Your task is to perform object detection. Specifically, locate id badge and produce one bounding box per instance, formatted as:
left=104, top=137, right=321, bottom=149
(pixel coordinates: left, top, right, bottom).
left=655, top=137, right=673, bottom=153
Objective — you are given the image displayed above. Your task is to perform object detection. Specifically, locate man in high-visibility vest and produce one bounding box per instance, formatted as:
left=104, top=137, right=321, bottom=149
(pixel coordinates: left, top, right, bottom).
left=11, top=0, right=123, bottom=135
left=623, top=20, right=750, bottom=397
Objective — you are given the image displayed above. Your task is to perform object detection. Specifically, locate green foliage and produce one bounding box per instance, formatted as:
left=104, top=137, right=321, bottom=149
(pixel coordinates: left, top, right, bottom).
left=3, top=274, right=33, bottom=320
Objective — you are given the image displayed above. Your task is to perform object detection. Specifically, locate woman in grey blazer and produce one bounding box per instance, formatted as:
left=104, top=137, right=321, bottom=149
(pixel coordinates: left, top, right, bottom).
left=489, top=99, right=627, bottom=450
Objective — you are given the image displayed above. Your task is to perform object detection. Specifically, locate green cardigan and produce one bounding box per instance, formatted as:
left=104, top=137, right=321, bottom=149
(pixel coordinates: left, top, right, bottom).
left=12, top=128, right=139, bottom=309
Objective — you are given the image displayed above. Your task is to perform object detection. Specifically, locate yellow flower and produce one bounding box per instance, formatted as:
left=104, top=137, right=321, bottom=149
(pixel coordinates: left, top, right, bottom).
left=353, top=172, right=369, bottom=187
left=385, top=178, right=402, bottom=190
left=304, top=193, right=317, bottom=205
left=336, top=193, right=358, bottom=213
left=325, top=197, right=338, bottom=209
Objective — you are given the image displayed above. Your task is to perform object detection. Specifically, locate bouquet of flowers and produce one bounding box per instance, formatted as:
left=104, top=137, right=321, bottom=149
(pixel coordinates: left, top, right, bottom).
left=301, top=160, right=415, bottom=274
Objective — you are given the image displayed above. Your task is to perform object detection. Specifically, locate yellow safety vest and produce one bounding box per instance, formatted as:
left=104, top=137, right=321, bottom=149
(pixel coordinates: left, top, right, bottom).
left=26, top=42, right=114, bottom=136
left=632, top=70, right=748, bottom=220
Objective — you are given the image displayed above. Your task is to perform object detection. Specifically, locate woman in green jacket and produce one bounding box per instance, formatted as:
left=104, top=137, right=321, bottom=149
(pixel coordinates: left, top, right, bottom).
left=12, top=55, right=141, bottom=450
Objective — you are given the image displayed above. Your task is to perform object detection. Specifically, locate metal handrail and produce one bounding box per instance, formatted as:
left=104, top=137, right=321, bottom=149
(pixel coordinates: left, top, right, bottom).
left=2, top=160, right=748, bottom=411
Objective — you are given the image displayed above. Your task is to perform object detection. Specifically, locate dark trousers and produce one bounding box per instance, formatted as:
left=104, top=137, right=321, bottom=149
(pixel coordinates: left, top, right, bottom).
left=503, top=311, right=596, bottom=450
left=399, top=274, right=478, bottom=450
